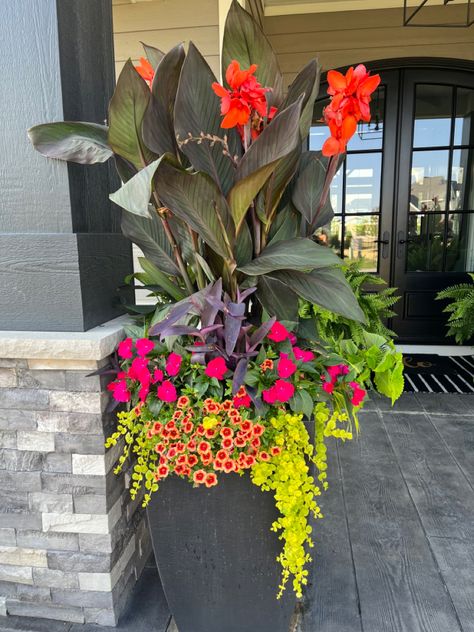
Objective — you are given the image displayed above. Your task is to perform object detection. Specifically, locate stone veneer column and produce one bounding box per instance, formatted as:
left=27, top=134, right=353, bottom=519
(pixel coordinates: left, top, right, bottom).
left=0, top=318, right=151, bottom=626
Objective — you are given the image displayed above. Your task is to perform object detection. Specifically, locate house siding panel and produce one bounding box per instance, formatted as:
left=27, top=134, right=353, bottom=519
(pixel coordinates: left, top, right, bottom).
left=264, top=6, right=474, bottom=86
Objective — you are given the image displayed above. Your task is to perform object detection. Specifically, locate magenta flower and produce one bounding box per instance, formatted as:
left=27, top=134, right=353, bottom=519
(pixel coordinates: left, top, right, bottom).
left=152, top=368, right=164, bottom=383
left=205, top=357, right=228, bottom=380
left=262, top=379, right=295, bottom=404
left=349, top=381, right=366, bottom=406
left=107, top=379, right=131, bottom=402
left=157, top=380, right=177, bottom=402
left=165, top=352, right=182, bottom=377
left=293, top=346, right=315, bottom=363
left=138, top=384, right=150, bottom=402
left=267, top=321, right=290, bottom=343
left=288, top=332, right=297, bottom=345
left=277, top=353, right=297, bottom=378
left=118, top=338, right=133, bottom=359
left=136, top=338, right=154, bottom=357
left=127, top=357, right=150, bottom=386
left=322, top=381, right=334, bottom=394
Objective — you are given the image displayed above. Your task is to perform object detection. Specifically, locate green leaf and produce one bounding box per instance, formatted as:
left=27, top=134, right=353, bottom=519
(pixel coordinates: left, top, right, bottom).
left=270, top=267, right=366, bottom=323
left=108, top=60, right=157, bottom=169
left=267, top=205, right=300, bottom=246
left=137, top=257, right=185, bottom=301
left=141, top=42, right=164, bottom=69
left=155, top=158, right=235, bottom=260
left=264, top=147, right=301, bottom=223
left=174, top=42, right=240, bottom=195
left=235, top=222, right=253, bottom=266
left=290, top=389, right=314, bottom=419
left=28, top=122, right=112, bottom=164
left=256, top=275, right=299, bottom=321
left=110, top=158, right=164, bottom=218
left=292, top=151, right=337, bottom=230
left=121, top=208, right=180, bottom=277
left=281, top=59, right=321, bottom=140
left=374, top=361, right=404, bottom=405
left=222, top=1, right=283, bottom=107
left=228, top=98, right=303, bottom=232
left=143, top=44, right=185, bottom=156
left=238, top=237, right=340, bottom=275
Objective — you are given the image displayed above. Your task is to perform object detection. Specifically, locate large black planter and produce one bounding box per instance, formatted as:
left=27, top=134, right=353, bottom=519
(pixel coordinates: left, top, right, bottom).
left=147, top=473, right=296, bottom=632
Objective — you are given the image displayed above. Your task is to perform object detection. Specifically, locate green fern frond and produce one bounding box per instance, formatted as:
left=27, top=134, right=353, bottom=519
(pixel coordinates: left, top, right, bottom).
left=436, top=274, right=474, bottom=344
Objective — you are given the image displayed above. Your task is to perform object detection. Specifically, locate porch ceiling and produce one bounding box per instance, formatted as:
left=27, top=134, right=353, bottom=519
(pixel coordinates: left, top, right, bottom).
left=264, top=0, right=469, bottom=16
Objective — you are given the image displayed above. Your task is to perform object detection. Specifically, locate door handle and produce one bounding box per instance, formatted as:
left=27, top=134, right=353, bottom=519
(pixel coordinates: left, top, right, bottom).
left=398, top=239, right=413, bottom=244
left=374, top=231, right=390, bottom=259
left=397, top=231, right=413, bottom=258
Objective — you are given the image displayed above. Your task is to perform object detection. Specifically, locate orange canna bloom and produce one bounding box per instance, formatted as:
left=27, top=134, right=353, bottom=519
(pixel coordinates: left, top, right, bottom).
left=135, top=57, right=155, bottom=86
left=322, top=64, right=381, bottom=157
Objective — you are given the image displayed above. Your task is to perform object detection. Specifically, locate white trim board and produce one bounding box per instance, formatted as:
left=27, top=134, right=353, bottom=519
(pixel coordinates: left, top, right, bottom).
left=396, top=344, right=474, bottom=356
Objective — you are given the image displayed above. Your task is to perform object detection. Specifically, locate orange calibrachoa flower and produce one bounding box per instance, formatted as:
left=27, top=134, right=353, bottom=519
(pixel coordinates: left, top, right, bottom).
left=212, top=60, right=272, bottom=138
left=322, top=64, right=381, bottom=157
left=135, top=57, right=155, bottom=86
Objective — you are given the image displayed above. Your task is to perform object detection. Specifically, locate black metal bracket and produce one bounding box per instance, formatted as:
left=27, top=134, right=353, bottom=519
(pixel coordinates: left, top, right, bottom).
left=403, top=0, right=474, bottom=27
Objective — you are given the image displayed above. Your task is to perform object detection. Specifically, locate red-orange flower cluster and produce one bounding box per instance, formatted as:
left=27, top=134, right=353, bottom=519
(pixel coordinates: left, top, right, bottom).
left=322, top=64, right=381, bottom=157
left=135, top=57, right=155, bottom=87
left=212, top=60, right=274, bottom=139
left=145, top=396, right=275, bottom=487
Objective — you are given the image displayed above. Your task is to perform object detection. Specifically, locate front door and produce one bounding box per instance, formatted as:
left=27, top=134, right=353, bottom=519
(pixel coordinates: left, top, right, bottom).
left=310, top=63, right=474, bottom=344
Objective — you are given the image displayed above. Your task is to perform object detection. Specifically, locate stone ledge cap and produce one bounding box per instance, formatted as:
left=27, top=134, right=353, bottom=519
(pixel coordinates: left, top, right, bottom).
left=0, top=316, right=132, bottom=361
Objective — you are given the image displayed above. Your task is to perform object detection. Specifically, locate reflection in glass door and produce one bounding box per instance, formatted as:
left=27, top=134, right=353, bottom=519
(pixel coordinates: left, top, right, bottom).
left=393, top=69, right=474, bottom=342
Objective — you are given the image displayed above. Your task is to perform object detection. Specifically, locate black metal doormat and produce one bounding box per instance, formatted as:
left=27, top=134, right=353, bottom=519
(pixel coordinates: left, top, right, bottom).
left=403, top=354, right=474, bottom=393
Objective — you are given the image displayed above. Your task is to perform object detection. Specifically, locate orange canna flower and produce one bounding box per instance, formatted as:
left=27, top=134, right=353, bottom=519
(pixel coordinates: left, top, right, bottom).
left=322, top=64, right=381, bottom=157
left=135, top=57, right=155, bottom=86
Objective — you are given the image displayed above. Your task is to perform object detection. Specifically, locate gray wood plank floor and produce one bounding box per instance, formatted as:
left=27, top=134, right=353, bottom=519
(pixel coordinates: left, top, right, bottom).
left=301, top=393, right=474, bottom=632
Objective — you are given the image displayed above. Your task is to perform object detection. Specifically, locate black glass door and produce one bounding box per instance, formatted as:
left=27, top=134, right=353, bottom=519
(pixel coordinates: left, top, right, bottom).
left=311, top=64, right=474, bottom=344
left=393, top=69, right=474, bottom=342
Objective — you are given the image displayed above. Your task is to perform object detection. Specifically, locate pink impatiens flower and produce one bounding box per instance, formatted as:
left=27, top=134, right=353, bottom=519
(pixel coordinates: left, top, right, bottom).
left=267, top=321, right=290, bottom=343
left=205, top=357, right=228, bottom=380
left=293, top=346, right=315, bottom=363
left=349, top=381, right=366, bottom=406
left=157, top=380, right=177, bottom=403
left=322, top=381, right=334, bottom=394
left=166, top=353, right=182, bottom=377
left=152, top=368, right=164, bottom=383
left=262, top=379, right=295, bottom=404
left=136, top=338, right=154, bottom=357
left=118, top=338, right=133, bottom=359
left=277, top=353, right=297, bottom=379
left=107, top=379, right=131, bottom=402
left=127, top=357, right=150, bottom=385
left=327, top=364, right=350, bottom=381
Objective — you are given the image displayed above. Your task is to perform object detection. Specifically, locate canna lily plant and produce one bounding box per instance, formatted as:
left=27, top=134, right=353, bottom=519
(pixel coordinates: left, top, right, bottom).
left=28, top=0, right=384, bottom=603
left=28, top=1, right=379, bottom=330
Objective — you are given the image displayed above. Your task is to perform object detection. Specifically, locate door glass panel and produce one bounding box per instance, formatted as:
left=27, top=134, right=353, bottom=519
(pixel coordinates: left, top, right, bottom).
left=407, top=213, right=444, bottom=272
left=413, top=84, right=452, bottom=148
left=410, top=150, right=449, bottom=212
left=345, top=153, right=382, bottom=213
left=454, top=88, right=474, bottom=146
left=343, top=216, right=379, bottom=272
left=450, top=149, right=474, bottom=211
left=314, top=216, right=342, bottom=256
left=310, top=98, right=330, bottom=151
left=445, top=213, right=474, bottom=272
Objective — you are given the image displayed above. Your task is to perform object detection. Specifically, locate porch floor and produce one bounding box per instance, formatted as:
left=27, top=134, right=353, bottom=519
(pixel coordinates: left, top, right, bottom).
left=1, top=393, right=473, bottom=632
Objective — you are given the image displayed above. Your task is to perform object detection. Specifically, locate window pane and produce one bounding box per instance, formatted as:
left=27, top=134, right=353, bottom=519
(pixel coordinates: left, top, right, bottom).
left=345, top=153, right=382, bottom=214
left=407, top=213, right=444, bottom=272
left=314, top=216, right=342, bottom=256
left=410, top=150, right=449, bottom=212
left=454, top=88, right=474, bottom=146
left=450, top=149, right=474, bottom=211
left=343, top=215, right=379, bottom=272
left=413, top=84, right=452, bottom=148
left=348, top=86, right=385, bottom=152
left=445, top=213, right=474, bottom=272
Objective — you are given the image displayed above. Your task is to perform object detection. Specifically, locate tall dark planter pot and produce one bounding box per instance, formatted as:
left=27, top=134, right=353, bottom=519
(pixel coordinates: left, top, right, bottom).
left=147, top=473, right=296, bottom=632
